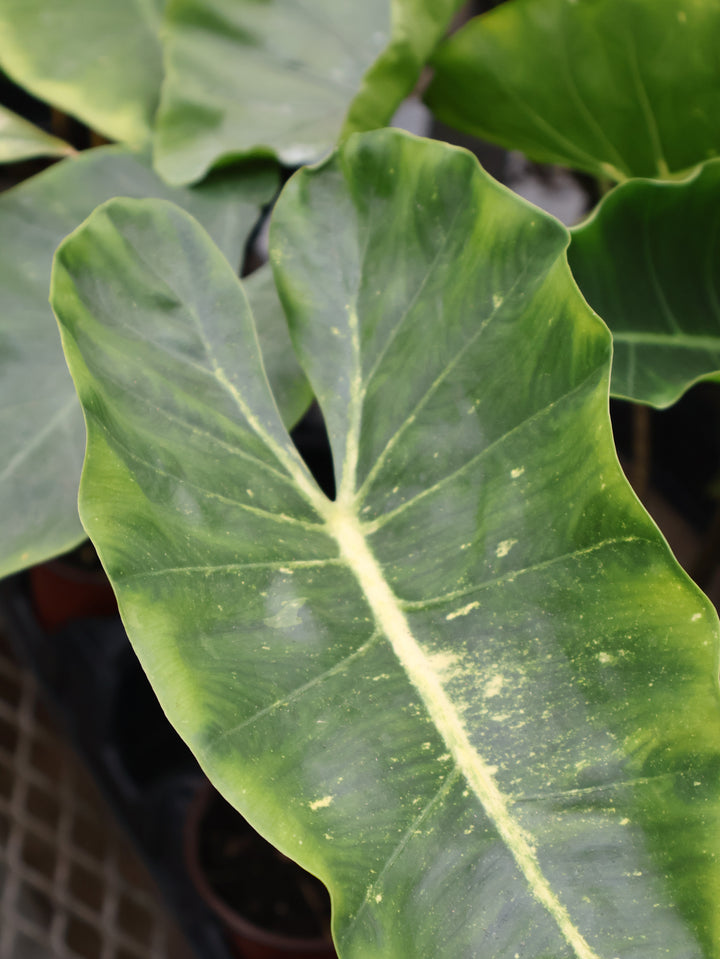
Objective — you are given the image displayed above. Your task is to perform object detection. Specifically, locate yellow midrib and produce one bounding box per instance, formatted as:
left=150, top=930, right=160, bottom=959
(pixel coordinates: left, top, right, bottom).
left=325, top=502, right=603, bottom=959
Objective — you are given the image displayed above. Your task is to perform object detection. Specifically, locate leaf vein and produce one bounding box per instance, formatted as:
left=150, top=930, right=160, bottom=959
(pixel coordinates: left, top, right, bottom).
left=399, top=536, right=650, bottom=611
left=206, top=628, right=383, bottom=744
left=364, top=375, right=596, bottom=532
left=357, top=264, right=533, bottom=504
left=117, top=557, right=342, bottom=582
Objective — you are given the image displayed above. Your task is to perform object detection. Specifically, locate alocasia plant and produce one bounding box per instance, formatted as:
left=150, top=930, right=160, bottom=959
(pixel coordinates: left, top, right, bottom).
left=2, top=0, right=720, bottom=956
left=51, top=129, right=720, bottom=958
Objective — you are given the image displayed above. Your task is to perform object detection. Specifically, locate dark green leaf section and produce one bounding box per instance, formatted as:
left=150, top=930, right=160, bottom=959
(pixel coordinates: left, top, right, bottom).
left=425, top=0, right=720, bottom=181
left=154, top=0, right=460, bottom=184
left=53, top=131, right=720, bottom=958
left=0, top=146, right=276, bottom=578
left=569, top=160, right=720, bottom=407
left=0, top=104, right=74, bottom=162
left=0, top=0, right=165, bottom=147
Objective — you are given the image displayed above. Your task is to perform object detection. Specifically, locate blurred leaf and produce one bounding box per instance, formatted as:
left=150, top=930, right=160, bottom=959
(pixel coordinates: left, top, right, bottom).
left=0, top=0, right=165, bottom=146
left=0, top=103, right=74, bottom=162
left=426, top=0, right=720, bottom=181
left=569, top=160, right=720, bottom=407
left=154, top=0, right=461, bottom=184
left=0, top=146, right=276, bottom=577
left=245, top=263, right=313, bottom=430
left=340, top=0, right=465, bottom=137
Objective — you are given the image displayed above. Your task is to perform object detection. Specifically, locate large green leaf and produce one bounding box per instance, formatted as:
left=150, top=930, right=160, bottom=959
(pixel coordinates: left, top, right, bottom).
left=569, top=160, right=720, bottom=408
left=0, top=104, right=74, bottom=163
left=425, top=0, right=720, bottom=181
left=53, top=130, right=720, bottom=957
left=0, top=0, right=165, bottom=147
left=0, top=146, right=277, bottom=578
left=153, top=0, right=461, bottom=184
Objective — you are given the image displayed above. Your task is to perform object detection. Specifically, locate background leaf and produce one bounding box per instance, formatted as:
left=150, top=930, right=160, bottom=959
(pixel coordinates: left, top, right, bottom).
left=0, top=146, right=277, bottom=578
left=244, top=263, right=313, bottom=430
left=53, top=131, right=720, bottom=958
left=0, top=104, right=74, bottom=162
left=425, top=0, right=720, bottom=181
left=340, top=0, right=465, bottom=137
left=154, top=0, right=461, bottom=184
left=569, top=159, right=720, bottom=408
left=0, top=0, right=165, bottom=147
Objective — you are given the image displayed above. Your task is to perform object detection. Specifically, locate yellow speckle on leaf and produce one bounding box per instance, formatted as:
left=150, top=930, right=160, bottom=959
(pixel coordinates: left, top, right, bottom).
left=511, top=467, right=524, bottom=479
left=427, top=650, right=460, bottom=679
left=446, top=601, right=480, bottom=621
left=496, top=539, right=517, bottom=558
left=309, top=795, right=334, bottom=811
left=484, top=674, right=505, bottom=698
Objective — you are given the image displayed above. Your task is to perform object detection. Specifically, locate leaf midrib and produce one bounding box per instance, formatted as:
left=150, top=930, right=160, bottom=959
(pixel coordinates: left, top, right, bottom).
left=324, top=501, right=602, bottom=959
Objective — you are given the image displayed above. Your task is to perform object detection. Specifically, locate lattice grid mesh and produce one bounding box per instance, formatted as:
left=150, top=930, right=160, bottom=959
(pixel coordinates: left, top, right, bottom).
left=0, top=629, right=195, bottom=959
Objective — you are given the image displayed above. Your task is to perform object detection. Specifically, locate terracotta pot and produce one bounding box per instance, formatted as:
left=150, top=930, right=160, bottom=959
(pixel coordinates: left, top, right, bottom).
left=29, top=543, right=117, bottom=632
left=185, top=783, right=337, bottom=959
